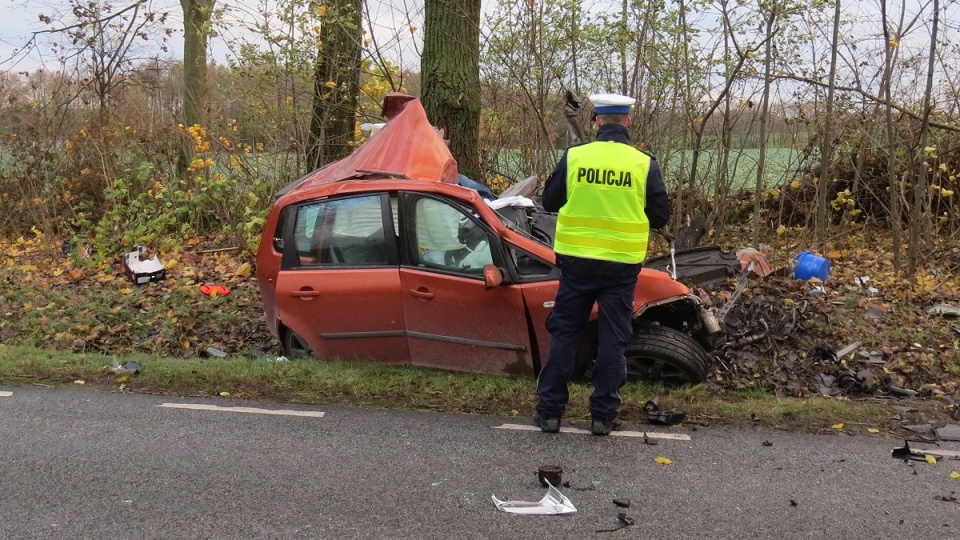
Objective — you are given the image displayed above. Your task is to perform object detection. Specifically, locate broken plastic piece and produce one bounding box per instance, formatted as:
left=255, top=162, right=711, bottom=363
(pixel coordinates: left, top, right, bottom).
left=123, top=246, right=165, bottom=285
left=492, top=481, right=577, bottom=515
left=199, top=283, right=231, bottom=296
left=936, top=425, right=960, bottom=442
left=613, top=498, right=631, bottom=508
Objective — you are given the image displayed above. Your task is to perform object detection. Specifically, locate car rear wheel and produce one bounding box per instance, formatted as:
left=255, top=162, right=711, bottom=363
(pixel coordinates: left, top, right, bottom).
left=624, top=325, right=709, bottom=385
left=282, top=329, right=314, bottom=359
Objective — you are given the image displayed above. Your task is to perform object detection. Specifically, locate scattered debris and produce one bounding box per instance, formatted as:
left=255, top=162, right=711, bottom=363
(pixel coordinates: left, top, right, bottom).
left=763, top=440, right=773, bottom=447
left=203, top=347, right=228, bottom=358
left=642, top=432, right=658, bottom=446
left=835, top=341, right=862, bottom=360
left=928, top=304, right=960, bottom=318
left=790, top=500, right=798, bottom=507
left=109, top=361, right=141, bottom=375
left=492, top=482, right=577, bottom=515
left=793, top=251, right=831, bottom=281
left=199, top=283, right=231, bottom=297
left=934, top=492, right=959, bottom=504
left=613, top=498, right=631, bottom=508
left=893, top=440, right=960, bottom=461
left=537, top=465, right=563, bottom=488
left=123, top=246, right=165, bottom=285
left=936, top=425, right=960, bottom=442
left=597, top=512, right=635, bottom=533
left=644, top=399, right=686, bottom=426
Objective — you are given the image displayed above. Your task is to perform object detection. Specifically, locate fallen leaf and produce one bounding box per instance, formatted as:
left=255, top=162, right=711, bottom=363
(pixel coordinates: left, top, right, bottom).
left=73, top=380, right=85, bottom=385
left=832, top=423, right=844, bottom=429
left=867, top=428, right=880, bottom=434
left=950, top=471, right=960, bottom=480
left=655, top=456, right=673, bottom=465
left=925, top=454, right=938, bottom=464
left=219, top=391, right=230, bottom=397
left=234, top=262, right=251, bottom=277
left=116, top=375, right=129, bottom=383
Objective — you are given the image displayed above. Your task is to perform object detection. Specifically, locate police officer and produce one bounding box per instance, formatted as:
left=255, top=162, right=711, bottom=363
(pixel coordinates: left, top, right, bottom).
left=534, top=93, right=671, bottom=435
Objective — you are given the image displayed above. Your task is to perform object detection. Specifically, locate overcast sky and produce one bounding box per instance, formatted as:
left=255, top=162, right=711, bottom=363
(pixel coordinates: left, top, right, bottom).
left=0, top=0, right=429, bottom=72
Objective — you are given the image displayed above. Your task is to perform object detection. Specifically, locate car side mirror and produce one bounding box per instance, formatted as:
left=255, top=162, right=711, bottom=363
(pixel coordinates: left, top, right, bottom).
left=483, top=264, right=503, bottom=289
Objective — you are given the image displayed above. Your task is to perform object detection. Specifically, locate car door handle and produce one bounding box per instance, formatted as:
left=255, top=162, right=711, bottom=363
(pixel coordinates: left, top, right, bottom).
left=290, top=289, right=321, bottom=298
left=408, top=288, right=434, bottom=299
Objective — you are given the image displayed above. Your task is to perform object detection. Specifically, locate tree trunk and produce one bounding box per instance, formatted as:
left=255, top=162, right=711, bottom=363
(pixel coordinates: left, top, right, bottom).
left=179, top=0, right=214, bottom=178
left=880, top=0, right=902, bottom=273
left=181, top=0, right=213, bottom=128
left=908, top=0, right=939, bottom=276
left=421, top=0, right=482, bottom=181
left=815, top=0, right=842, bottom=249
left=752, top=7, right=774, bottom=248
left=307, top=0, right=363, bottom=172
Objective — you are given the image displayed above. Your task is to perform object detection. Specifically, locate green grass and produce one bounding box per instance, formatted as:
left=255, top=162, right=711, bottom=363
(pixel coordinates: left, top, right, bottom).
left=0, top=344, right=909, bottom=431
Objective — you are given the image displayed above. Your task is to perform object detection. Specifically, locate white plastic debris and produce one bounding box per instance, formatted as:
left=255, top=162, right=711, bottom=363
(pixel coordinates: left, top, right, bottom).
left=123, top=246, right=165, bottom=285
left=491, top=482, right=577, bottom=515
left=486, top=195, right=536, bottom=210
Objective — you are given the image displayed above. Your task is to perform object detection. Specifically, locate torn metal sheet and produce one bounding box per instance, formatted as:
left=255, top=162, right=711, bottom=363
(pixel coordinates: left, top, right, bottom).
left=492, top=482, right=577, bottom=515
left=892, top=440, right=960, bottom=461
left=936, top=424, right=960, bottom=442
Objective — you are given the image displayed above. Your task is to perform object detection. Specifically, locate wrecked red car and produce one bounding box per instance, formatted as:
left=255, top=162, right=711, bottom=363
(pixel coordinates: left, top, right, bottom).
left=256, top=94, right=721, bottom=384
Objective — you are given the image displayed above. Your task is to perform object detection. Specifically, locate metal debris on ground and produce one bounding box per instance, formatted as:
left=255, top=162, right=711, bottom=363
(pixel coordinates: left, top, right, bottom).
left=109, top=361, right=141, bottom=375
left=597, top=512, right=635, bottom=533
left=491, top=482, right=577, bottom=515
left=613, top=498, right=631, bottom=508
left=936, top=425, right=960, bottom=442
left=928, top=304, right=960, bottom=318
left=643, top=399, right=686, bottom=426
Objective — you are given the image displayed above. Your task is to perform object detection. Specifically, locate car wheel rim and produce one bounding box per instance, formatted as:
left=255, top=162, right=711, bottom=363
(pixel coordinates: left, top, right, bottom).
left=627, top=357, right=695, bottom=385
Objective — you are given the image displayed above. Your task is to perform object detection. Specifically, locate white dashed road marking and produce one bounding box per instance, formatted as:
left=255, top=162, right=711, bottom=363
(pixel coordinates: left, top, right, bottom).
left=494, top=423, right=691, bottom=441
left=0, top=391, right=12, bottom=397
left=157, top=403, right=325, bottom=417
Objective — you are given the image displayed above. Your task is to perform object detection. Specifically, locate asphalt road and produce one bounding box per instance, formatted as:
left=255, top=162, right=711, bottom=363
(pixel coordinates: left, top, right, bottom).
left=1, top=385, right=958, bottom=539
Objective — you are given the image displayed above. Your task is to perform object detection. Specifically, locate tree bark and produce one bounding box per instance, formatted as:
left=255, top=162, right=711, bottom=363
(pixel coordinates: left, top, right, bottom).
left=180, top=0, right=213, bottom=129
left=307, top=0, right=363, bottom=172
left=421, top=0, right=482, bottom=181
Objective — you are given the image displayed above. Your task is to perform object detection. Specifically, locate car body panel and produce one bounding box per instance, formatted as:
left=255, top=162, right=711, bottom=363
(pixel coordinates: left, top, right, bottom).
left=275, top=267, right=409, bottom=363
left=399, top=268, right=533, bottom=375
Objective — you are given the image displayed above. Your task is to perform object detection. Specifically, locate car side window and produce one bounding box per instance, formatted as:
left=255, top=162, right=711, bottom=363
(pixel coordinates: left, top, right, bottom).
left=293, top=194, right=390, bottom=266
left=411, top=197, right=493, bottom=275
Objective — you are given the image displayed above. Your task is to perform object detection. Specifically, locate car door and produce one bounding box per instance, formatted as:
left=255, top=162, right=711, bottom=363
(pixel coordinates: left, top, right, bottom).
left=397, top=192, right=533, bottom=375
left=275, top=193, right=409, bottom=364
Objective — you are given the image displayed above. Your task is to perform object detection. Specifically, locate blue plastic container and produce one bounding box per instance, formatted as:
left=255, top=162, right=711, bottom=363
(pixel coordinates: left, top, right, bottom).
left=794, top=251, right=831, bottom=281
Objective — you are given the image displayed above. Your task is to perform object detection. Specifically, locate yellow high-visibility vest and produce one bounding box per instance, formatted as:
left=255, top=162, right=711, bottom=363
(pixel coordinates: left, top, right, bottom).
left=554, top=141, right=651, bottom=263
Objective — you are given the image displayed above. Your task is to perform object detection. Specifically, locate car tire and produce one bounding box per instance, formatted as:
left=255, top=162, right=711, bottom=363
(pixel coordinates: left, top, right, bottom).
left=624, top=325, right=709, bottom=385
left=282, top=329, right=314, bottom=359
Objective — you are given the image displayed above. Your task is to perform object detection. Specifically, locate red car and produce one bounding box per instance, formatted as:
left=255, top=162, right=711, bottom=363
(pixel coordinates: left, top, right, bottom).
left=256, top=94, right=720, bottom=384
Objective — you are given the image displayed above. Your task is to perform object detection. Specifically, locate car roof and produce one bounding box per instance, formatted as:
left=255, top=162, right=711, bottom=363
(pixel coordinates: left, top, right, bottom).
left=276, top=94, right=459, bottom=199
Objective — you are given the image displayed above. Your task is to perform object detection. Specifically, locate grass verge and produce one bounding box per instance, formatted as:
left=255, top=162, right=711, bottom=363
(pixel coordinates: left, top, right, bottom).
left=1, top=344, right=936, bottom=435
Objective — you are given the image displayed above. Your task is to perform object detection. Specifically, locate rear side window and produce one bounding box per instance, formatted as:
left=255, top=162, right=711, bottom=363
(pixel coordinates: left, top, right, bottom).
left=293, top=194, right=391, bottom=266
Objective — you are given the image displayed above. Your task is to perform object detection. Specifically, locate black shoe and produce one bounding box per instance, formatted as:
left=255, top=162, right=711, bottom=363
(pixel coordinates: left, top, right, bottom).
left=590, top=417, right=622, bottom=436
left=533, top=414, right=561, bottom=433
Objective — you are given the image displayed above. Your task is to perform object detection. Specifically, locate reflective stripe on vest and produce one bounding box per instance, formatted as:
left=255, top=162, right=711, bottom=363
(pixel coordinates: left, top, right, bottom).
left=554, top=141, right=651, bottom=263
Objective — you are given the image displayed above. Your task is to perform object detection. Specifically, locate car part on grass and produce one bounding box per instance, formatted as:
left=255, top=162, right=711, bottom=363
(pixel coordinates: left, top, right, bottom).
left=123, top=246, right=165, bottom=285
left=537, top=465, right=563, bottom=488
left=625, top=326, right=710, bottom=384
left=492, top=482, right=577, bottom=515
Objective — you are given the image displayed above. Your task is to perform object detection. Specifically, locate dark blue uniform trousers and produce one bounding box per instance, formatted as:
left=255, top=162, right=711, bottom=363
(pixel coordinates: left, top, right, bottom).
left=535, top=254, right=641, bottom=423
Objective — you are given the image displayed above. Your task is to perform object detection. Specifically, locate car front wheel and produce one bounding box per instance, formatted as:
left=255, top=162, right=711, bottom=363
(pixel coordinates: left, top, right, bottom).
left=624, top=325, right=709, bottom=385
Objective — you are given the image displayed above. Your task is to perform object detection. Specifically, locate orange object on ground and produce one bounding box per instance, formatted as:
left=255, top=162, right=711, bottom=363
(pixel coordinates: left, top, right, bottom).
left=200, top=283, right=231, bottom=296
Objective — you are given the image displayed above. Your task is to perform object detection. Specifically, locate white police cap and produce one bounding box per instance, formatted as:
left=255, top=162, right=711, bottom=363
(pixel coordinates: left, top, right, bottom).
left=589, top=93, right=635, bottom=114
